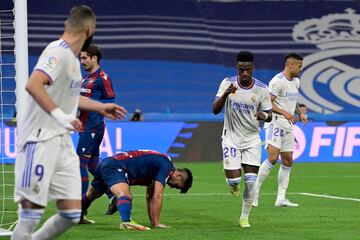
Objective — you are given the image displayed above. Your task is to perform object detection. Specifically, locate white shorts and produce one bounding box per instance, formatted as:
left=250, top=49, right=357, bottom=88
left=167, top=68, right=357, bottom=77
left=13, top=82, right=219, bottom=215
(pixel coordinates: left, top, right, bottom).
left=222, top=142, right=261, bottom=170
left=14, top=134, right=81, bottom=207
left=265, top=122, right=294, bottom=152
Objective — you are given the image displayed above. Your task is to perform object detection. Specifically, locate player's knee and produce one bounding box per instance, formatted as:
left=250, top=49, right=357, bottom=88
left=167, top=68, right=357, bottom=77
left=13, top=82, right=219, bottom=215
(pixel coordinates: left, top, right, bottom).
left=226, top=177, right=241, bottom=186
left=281, top=156, right=293, bottom=166
left=267, top=154, right=279, bottom=164
left=281, top=160, right=293, bottom=167
left=87, top=186, right=98, bottom=198
left=59, top=209, right=82, bottom=224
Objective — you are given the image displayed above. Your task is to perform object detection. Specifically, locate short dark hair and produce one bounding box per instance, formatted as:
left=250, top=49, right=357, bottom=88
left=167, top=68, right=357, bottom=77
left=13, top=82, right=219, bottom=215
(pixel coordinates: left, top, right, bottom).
left=299, top=103, right=306, bottom=108
left=285, top=52, right=303, bottom=61
left=180, top=168, right=193, bottom=194
left=237, top=51, right=254, bottom=63
left=84, top=44, right=102, bottom=63
left=66, top=5, right=96, bottom=32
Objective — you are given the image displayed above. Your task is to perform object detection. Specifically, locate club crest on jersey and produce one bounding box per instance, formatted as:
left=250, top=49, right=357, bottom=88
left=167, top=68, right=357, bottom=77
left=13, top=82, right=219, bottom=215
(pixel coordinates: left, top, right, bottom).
left=33, top=184, right=40, bottom=194
left=292, top=8, right=360, bottom=114
left=103, top=74, right=108, bottom=81
left=251, top=95, right=256, bottom=103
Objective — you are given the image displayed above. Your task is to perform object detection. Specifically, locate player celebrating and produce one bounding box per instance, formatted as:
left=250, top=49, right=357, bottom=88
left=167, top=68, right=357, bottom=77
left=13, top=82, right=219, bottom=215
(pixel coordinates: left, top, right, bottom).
left=81, top=150, right=193, bottom=230
left=212, top=51, right=272, bottom=228
left=12, top=5, right=127, bottom=240
left=253, top=52, right=307, bottom=208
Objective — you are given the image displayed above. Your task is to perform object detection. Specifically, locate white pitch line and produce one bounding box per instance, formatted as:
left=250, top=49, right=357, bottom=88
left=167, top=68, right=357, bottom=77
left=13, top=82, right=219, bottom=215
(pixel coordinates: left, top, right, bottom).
left=132, top=192, right=360, bottom=202
left=294, top=192, right=360, bottom=202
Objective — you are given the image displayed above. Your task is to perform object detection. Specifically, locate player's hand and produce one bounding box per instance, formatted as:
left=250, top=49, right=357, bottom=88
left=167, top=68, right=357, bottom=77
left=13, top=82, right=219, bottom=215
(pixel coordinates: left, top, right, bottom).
left=225, top=83, right=237, bottom=95
left=299, top=113, right=308, bottom=126
left=155, top=224, right=171, bottom=229
left=50, top=108, right=83, bottom=132
left=255, top=111, right=268, bottom=121
left=100, top=103, right=127, bottom=120
left=71, top=119, right=83, bottom=132
left=283, top=112, right=297, bottom=124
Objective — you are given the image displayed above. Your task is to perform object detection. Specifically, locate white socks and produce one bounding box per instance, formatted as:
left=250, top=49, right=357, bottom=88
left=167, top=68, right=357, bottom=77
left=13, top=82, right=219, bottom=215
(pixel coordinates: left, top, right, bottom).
left=277, top=164, right=292, bottom=201
left=226, top=177, right=241, bottom=186
left=240, top=173, right=257, bottom=219
left=32, top=209, right=81, bottom=240
left=255, top=159, right=274, bottom=195
left=11, top=208, right=44, bottom=240
left=255, top=159, right=292, bottom=204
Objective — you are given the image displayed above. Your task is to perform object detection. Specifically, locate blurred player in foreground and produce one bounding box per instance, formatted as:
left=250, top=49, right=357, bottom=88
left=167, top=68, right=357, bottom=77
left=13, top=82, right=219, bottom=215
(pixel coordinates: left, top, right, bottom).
left=212, top=51, right=272, bottom=228
left=254, top=53, right=307, bottom=208
left=81, top=150, right=193, bottom=230
left=12, top=5, right=126, bottom=240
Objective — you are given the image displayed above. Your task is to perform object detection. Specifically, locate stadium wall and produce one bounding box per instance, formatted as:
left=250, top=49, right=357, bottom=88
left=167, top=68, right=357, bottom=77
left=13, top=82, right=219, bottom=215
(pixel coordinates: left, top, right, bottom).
left=19, top=0, right=360, bottom=119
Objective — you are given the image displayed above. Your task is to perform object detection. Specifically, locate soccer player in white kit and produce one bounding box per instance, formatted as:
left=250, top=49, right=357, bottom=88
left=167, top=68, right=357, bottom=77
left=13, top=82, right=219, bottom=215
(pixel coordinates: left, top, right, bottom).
left=213, top=51, right=272, bottom=228
left=253, top=53, right=307, bottom=208
left=12, top=5, right=127, bottom=240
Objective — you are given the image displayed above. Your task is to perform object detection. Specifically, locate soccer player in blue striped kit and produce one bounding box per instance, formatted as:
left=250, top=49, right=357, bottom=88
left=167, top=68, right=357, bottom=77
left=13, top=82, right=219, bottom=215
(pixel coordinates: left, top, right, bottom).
left=81, top=150, right=193, bottom=230
left=78, top=44, right=117, bottom=220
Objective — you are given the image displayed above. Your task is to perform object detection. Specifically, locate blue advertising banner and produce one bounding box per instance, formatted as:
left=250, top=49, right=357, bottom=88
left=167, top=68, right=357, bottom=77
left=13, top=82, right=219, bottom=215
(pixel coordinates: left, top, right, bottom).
left=2, top=121, right=360, bottom=164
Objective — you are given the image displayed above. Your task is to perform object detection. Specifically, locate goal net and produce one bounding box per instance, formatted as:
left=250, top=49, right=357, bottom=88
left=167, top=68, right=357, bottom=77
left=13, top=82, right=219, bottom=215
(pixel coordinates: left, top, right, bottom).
left=0, top=0, right=28, bottom=236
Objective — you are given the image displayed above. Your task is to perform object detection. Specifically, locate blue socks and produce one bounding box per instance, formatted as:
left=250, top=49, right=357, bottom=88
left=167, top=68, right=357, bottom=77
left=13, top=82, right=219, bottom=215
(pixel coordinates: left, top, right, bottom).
left=117, top=196, right=132, bottom=222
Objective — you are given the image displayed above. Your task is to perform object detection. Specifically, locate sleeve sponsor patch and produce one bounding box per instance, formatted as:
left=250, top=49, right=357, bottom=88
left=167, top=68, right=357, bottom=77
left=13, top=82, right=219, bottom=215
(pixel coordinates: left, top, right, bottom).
left=45, top=55, right=58, bottom=70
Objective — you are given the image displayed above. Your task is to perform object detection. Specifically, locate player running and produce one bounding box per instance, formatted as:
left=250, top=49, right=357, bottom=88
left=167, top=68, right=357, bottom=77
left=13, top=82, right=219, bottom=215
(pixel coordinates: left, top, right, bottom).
left=253, top=52, right=307, bottom=208
left=212, top=51, right=272, bottom=228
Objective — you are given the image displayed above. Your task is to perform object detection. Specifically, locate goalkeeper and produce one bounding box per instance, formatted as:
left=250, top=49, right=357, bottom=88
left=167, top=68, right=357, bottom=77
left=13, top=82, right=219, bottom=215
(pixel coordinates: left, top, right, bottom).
left=81, top=150, right=193, bottom=230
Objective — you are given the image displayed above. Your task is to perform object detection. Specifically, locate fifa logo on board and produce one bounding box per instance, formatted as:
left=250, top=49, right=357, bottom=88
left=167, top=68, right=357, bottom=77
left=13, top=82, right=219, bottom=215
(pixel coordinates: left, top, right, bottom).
left=292, top=8, right=360, bottom=114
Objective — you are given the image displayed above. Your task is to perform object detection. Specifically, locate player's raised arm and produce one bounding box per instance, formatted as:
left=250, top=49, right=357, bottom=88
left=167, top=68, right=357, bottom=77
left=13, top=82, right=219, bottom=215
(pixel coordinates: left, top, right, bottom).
left=212, top=83, right=237, bottom=115
left=79, top=95, right=127, bottom=120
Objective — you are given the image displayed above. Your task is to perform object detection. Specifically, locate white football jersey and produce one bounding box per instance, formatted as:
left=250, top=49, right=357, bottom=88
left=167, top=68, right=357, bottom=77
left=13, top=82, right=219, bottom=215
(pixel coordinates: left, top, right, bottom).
left=17, top=39, right=82, bottom=148
left=266, top=72, right=300, bottom=131
left=216, top=76, right=272, bottom=149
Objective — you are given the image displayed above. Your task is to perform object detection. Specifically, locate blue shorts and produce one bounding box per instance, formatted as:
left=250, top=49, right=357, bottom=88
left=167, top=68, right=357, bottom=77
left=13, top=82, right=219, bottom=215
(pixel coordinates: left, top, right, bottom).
left=76, top=123, right=105, bottom=156
left=91, top=158, right=128, bottom=193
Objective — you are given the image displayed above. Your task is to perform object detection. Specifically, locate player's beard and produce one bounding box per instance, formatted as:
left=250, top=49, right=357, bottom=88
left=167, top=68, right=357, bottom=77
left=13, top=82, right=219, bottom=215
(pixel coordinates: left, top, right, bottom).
left=81, top=35, right=93, bottom=51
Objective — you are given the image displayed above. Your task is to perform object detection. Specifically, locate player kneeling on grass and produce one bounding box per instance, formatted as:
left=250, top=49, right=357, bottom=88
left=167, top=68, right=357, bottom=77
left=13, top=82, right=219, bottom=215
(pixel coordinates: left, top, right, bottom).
left=81, top=150, right=193, bottom=230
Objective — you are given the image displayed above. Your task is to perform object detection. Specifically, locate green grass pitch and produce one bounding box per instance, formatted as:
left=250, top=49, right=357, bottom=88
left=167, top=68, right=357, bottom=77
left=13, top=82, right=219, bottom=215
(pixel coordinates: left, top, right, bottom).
left=1, top=162, right=360, bottom=240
